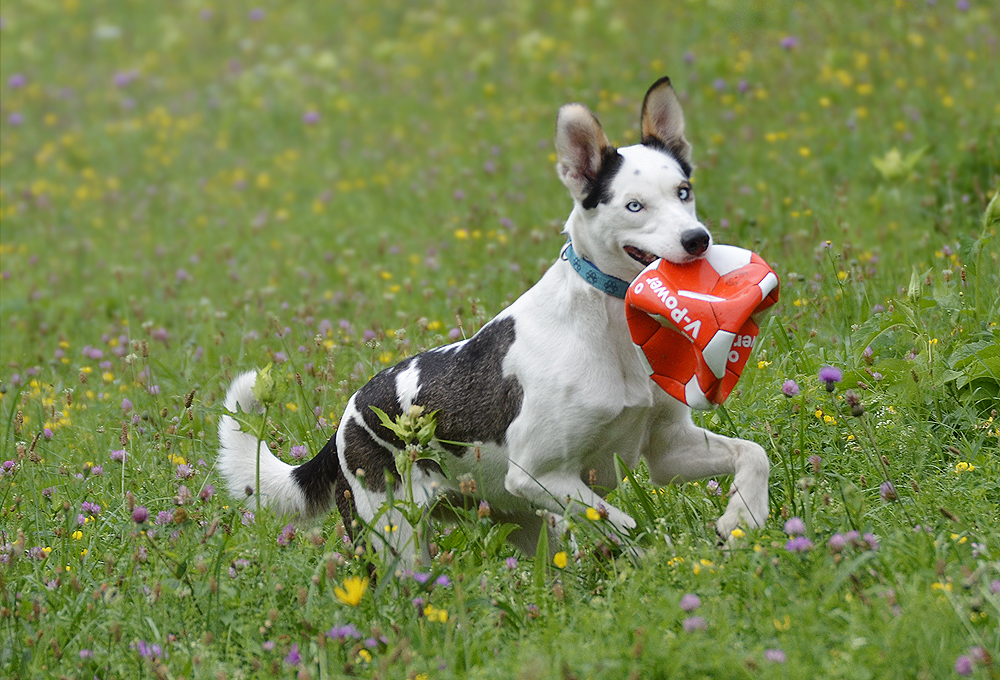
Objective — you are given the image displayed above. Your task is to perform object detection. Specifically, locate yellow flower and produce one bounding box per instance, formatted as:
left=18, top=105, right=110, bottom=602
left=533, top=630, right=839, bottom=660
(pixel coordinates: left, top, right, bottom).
left=585, top=507, right=601, bottom=521
left=552, top=551, right=568, bottom=569
left=357, top=649, right=372, bottom=663
left=72, top=530, right=83, bottom=540
left=954, top=462, right=975, bottom=473
left=757, top=360, right=772, bottom=370
left=334, top=576, right=368, bottom=606
left=423, top=604, right=448, bottom=623
left=730, top=528, right=746, bottom=539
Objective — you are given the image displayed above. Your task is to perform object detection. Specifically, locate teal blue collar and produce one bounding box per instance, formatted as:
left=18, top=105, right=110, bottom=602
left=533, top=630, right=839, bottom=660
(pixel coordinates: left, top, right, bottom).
left=561, top=241, right=631, bottom=299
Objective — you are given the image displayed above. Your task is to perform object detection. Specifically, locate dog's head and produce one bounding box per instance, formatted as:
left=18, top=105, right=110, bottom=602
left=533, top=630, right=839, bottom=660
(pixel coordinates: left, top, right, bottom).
left=556, top=77, right=710, bottom=281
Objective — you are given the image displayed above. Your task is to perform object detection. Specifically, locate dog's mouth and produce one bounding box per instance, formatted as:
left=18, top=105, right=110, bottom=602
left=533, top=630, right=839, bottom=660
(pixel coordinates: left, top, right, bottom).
left=624, top=245, right=658, bottom=267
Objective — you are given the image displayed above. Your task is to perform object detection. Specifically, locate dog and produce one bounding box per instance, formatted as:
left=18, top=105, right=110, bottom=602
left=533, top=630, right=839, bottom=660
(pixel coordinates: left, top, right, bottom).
left=217, top=77, right=770, bottom=562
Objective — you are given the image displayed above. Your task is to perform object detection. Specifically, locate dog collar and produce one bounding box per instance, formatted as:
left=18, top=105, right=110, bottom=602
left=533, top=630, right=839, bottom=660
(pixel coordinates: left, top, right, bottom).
left=562, top=241, right=631, bottom=299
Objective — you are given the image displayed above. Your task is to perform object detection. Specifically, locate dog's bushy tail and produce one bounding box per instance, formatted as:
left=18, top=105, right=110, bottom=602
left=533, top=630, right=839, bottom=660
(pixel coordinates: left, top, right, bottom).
left=217, top=371, right=339, bottom=517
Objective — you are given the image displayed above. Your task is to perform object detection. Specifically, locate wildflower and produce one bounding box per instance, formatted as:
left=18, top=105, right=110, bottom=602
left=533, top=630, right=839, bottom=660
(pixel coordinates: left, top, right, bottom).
left=284, top=644, right=301, bottom=666
left=585, top=506, right=601, bottom=521
left=478, top=500, right=491, bottom=518
left=132, top=506, right=149, bottom=524
left=863, top=533, right=880, bottom=551
left=781, top=379, right=800, bottom=397
left=248, top=8, right=265, bottom=21
left=764, top=649, right=787, bottom=663
left=954, top=462, right=975, bottom=473
left=110, top=449, right=127, bottom=462
left=334, top=576, right=368, bottom=606
left=79, top=649, right=94, bottom=659
left=785, top=536, right=814, bottom=552
left=783, top=517, right=806, bottom=536
left=879, top=480, right=898, bottom=502
left=290, top=445, right=307, bottom=460
left=818, top=366, right=843, bottom=391
left=679, top=593, right=701, bottom=611
left=262, top=640, right=276, bottom=652
left=435, top=575, right=451, bottom=588
left=423, top=604, right=449, bottom=623
left=809, top=455, right=822, bottom=474
left=81, top=501, right=101, bottom=516
left=827, top=533, right=847, bottom=553
left=8, top=73, right=27, bottom=89
left=954, top=655, right=973, bottom=676
left=706, top=479, right=722, bottom=496
left=505, top=556, right=519, bottom=571
left=0, top=460, right=15, bottom=476
left=90, top=465, right=103, bottom=477
left=176, top=464, right=193, bottom=479
left=682, top=616, right=707, bottom=632
left=120, top=398, right=133, bottom=412
left=326, top=624, right=362, bottom=641
left=990, top=580, right=1000, bottom=595
left=780, top=36, right=799, bottom=50
left=199, top=484, right=215, bottom=502
left=730, top=528, right=746, bottom=539
left=303, top=111, right=320, bottom=125
left=276, top=523, right=296, bottom=547
left=553, top=551, right=568, bottom=569
left=844, top=389, right=864, bottom=417
left=43, top=427, right=53, bottom=440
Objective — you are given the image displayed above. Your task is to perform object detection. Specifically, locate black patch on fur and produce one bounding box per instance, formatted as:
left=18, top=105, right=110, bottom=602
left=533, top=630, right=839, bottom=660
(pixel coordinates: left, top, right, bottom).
left=641, top=135, right=693, bottom=178
left=409, top=316, right=523, bottom=455
left=340, top=316, right=524, bottom=490
left=290, top=436, right=342, bottom=515
left=341, top=418, right=398, bottom=494
left=581, top=147, right=625, bottom=210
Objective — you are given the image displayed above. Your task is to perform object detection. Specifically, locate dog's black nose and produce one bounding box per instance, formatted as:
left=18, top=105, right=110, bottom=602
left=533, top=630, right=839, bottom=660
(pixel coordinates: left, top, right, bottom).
left=681, top=229, right=711, bottom=256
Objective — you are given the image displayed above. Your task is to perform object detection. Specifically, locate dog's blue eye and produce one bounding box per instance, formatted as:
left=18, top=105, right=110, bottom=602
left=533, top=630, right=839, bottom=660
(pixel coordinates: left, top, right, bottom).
left=625, top=200, right=643, bottom=212
left=678, top=186, right=692, bottom=201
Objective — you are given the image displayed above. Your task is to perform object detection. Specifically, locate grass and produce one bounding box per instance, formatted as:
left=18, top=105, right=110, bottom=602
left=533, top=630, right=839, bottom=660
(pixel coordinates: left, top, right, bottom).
left=2, top=1, right=999, bottom=678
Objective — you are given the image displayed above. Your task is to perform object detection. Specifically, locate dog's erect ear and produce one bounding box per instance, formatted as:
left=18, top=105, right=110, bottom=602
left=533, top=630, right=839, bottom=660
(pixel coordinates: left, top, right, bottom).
left=555, top=103, right=614, bottom=202
left=640, top=77, right=693, bottom=177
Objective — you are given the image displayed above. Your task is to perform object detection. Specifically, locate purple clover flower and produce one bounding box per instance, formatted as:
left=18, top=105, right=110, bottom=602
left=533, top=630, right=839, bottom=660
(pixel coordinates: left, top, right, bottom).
left=276, top=523, right=296, bottom=547
left=81, top=501, right=101, bottom=516
left=679, top=593, right=701, bottom=611
left=783, top=517, right=806, bottom=536
left=785, top=536, right=814, bottom=552
left=780, top=36, right=798, bottom=50
left=505, top=556, right=519, bottom=570
left=327, top=624, right=362, bottom=640
left=827, top=533, right=847, bottom=553
left=818, top=365, right=843, bottom=391
left=284, top=643, right=301, bottom=666
left=764, top=648, right=787, bottom=663
left=110, top=449, right=127, bottom=462
left=682, top=616, right=707, bottom=633
left=290, top=445, right=308, bottom=460
left=132, top=506, right=149, bottom=524
left=954, top=655, right=973, bottom=676
left=781, top=379, right=800, bottom=397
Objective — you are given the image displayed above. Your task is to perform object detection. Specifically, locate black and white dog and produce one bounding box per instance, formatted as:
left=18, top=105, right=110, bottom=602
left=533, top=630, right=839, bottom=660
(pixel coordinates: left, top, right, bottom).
left=217, top=77, right=769, bottom=561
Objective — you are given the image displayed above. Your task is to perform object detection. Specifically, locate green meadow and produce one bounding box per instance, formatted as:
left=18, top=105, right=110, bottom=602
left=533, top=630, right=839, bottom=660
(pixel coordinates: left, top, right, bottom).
left=2, top=1, right=999, bottom=677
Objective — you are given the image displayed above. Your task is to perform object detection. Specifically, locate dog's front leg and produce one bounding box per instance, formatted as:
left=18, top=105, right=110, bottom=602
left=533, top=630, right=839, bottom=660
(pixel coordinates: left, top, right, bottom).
left=644, top=414, right=770, bottom=538
left=504, top=465, right=638, bottom=535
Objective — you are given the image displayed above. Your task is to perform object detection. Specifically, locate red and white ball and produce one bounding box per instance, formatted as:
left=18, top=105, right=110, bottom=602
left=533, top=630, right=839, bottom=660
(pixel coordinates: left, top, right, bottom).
left=626, top=245, right=780, bottom=409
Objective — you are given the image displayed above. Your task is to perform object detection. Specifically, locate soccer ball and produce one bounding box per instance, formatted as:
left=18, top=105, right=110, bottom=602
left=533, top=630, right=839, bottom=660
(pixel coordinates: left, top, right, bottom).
left=626, top=245, right=780, bottom=409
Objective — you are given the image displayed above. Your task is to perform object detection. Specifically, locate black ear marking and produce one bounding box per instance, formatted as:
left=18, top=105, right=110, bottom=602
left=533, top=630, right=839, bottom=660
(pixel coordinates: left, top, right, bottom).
left=640, top=76, right=694, bottom=177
